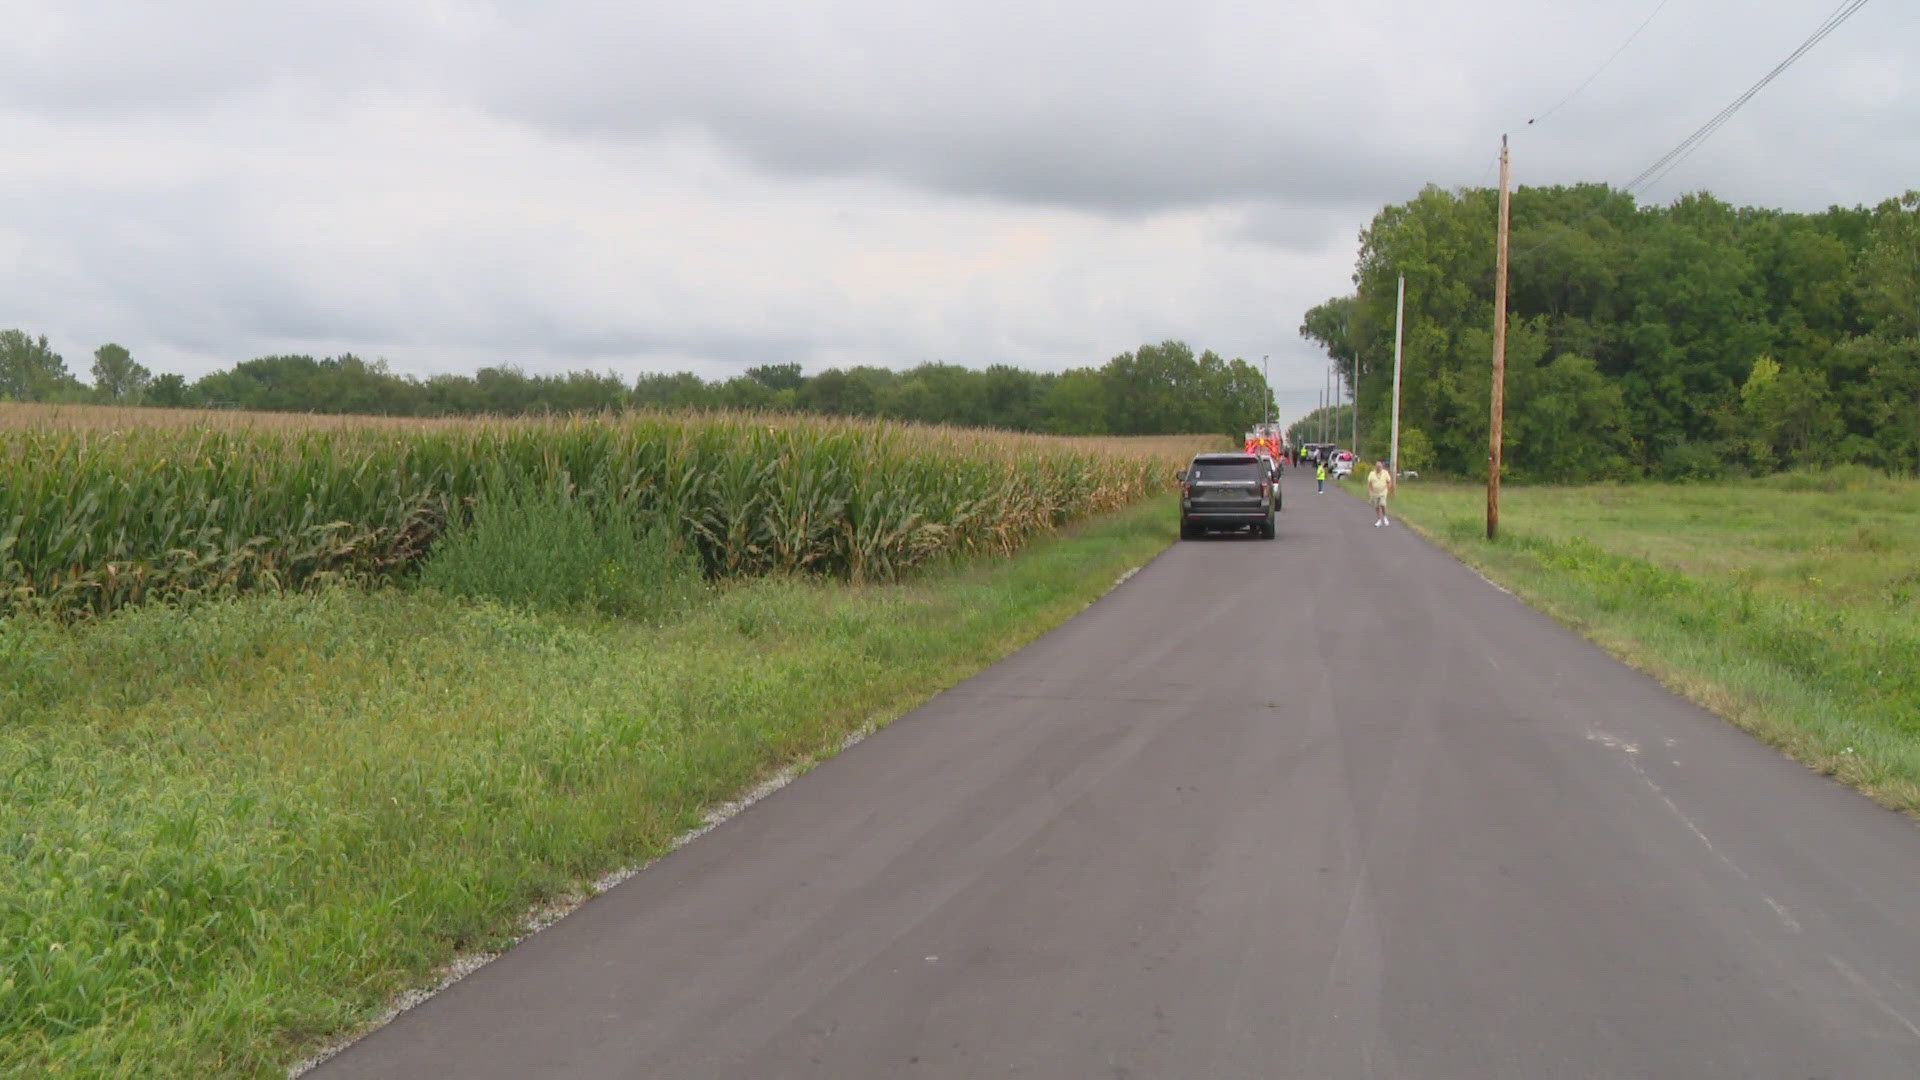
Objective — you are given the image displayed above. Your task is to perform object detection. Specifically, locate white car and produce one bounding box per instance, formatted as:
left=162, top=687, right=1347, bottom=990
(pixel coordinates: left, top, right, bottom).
left=1329, top=451, right=1357, bottom=478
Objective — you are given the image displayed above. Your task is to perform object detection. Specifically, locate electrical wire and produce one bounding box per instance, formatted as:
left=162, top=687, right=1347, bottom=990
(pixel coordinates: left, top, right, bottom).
left=1625, top=0, right=1874, bottom=193
left=1477, top=149, right=1501, bottom=188
left=1528, top=0, right=1677, bottom=127
left=1630, top=0, right=1868, bottom=191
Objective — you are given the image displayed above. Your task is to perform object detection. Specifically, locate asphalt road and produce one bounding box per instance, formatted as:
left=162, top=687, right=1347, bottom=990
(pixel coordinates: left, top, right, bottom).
left=318, top=471, right=1920, bottom=1079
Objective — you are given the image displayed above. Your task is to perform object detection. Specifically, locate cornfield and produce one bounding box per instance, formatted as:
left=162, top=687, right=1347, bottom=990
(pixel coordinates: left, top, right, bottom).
left=1, top=405, right=1207, bottom=620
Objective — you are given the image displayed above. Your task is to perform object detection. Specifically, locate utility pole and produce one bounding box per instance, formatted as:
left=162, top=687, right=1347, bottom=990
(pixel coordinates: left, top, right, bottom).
left=1323, top=365, right=1332, bottom=445
left=1346, top=353, right=1356, bottom=456
left=1391, top=272, right=1406, bottom=475
left=1347, top=362, right=1356, bottom=451
left=1489, top=134, right=1511, bottom=541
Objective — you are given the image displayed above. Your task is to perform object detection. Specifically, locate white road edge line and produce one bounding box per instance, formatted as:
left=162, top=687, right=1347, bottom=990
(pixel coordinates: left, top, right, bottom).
left=1596, top=733, right=1805, bottom=938
left=288, top=724, right=873, bottom=1079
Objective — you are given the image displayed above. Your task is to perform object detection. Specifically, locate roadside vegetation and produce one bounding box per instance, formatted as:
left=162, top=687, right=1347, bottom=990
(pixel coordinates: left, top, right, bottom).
left=0, top=463, right=1186, bottom=1074
left=1294, top=186, right=1919, bottom=480
left=0, top=403, right=1213, bottom=1073
left=0, top=405, right=1191, bottom=621
left=2, top=331, right=1274, bottom=438
left=1384, top=472, right=1920, bottom=812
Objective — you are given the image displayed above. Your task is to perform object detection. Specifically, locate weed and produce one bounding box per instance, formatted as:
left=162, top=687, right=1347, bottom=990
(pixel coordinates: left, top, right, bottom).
left=420, top=483, right=702, bottom=620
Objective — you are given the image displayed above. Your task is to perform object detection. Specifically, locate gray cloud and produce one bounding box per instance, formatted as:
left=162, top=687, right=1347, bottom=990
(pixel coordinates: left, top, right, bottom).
left=467, top=1, right=1469, bottom=215
left=0, top=2, right=446, bottom=118
left=0, top=0, right=1914, bottom=425
left=459, top=0, right=1917, bottom=215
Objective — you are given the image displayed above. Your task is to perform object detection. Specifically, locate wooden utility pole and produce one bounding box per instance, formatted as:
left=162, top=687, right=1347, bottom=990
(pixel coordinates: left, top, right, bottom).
left=1488, top=135, right=1511, bottom=541
left=1349, top=357, right=1358, bottom=457
left=1390, top=273, right=1405, bottom=475
left=1322, top=368, right=1331, bottom=444
left=1262, top=354, right=1270, bottom=432
left=1344, top=351, right=1359, bottom=451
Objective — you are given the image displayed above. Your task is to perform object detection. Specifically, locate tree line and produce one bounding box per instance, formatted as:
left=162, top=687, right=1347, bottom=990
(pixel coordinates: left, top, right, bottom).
left=0, top=335, right=1273, bottom=440
left=1300, top=186, right=1920, bottom=480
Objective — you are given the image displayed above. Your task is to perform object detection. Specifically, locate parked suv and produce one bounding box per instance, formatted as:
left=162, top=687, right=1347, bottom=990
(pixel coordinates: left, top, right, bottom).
left=1178, top=453, right=1276, bottom=540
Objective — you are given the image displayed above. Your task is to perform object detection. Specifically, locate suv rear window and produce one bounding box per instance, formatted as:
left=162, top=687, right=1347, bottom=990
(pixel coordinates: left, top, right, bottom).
left=1190, top=461, right=1264, bottom=481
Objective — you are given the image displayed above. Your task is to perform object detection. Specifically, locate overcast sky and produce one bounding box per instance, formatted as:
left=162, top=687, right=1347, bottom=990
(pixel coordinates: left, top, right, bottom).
left=2, top=0, right=1913, bottom=424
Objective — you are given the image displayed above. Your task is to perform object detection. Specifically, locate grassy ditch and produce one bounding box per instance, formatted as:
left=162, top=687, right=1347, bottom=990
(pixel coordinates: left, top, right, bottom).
left=0, top=497, right=1177, bottom=1077
left=1378, top=471, right=1920, bottom=811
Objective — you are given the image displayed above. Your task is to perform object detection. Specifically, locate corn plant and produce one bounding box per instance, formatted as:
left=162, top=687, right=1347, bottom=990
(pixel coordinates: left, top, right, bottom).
left=0, top=406, right=1199, bottom=621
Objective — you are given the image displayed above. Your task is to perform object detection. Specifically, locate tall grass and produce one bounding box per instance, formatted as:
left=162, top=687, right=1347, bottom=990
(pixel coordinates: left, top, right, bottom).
left=419, top=483, right=704, bottom=619
left=1, top=408, right=1198, bottom=620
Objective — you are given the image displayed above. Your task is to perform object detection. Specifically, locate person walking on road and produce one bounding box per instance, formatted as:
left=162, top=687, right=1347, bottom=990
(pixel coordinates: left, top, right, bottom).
left=1316, top=460, right=1327, bottom=494
left=1368, top=460, right=1395, bottom=526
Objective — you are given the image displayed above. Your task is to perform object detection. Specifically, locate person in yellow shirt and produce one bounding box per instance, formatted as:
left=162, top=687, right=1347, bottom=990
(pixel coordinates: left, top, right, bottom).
left=1315, top=460, right=1327, bottom=493
left=1367, top=460, right=1395, bottom=526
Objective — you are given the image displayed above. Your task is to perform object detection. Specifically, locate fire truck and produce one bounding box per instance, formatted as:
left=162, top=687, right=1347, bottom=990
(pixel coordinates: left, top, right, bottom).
left=1243, top=423, right=1286, bottom=467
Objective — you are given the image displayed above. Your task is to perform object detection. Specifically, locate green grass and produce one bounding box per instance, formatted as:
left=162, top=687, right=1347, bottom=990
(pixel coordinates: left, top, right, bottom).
left=1376, top=472, right=1920, bottom=811
left=0, top=498, right=1177, bottom=1077
left=417, top=482, right=705, bottom=620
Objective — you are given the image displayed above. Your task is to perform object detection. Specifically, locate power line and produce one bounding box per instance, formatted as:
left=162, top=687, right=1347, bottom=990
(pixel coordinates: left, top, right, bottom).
left=1625, top=0, right=1874, bottom=193
left=1528, top=0, right=1677, bottom=127
left=1631, top=0, right=1869, bottom=192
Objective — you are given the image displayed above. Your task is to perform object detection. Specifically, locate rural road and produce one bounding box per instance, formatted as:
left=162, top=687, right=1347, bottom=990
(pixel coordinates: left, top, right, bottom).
left=317, top=471, right=1920, bottom=1078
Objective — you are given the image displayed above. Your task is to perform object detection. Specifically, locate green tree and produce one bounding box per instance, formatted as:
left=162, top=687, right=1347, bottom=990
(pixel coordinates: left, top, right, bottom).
left=1041, top=368, right=1107, bottom=434
left=1860, top=192, right=1920, bottom=340
left=1396, top=427, right=1435, bottom=473
left=745, top=363, right=804, bottom=392
left=1738, top=355, right=1842, bottom=472
left=633, top=371, right=713, bottom=410
left=1312, top=182, right=1920, bottom=477
left=1102, top=341, right=1216, bottom=435
left=1509, top=352, right=1631, bottom=480
left=1847, top=335, right=1920, bottom=474
left=1300, top=296, right=1358, bottom=364
left=90, top=343, right=152, bottom=402
left=1200, top=351, right=1271, bottom=440
left=799, top=367, right=886, bottom=417
left=145, top=372, right=192, bottom=408
left=978, top=364, right=1050, bottom=431
left=873, top=373, right=942, bottom=423
left=0, top=330, right=81, bottom=401
left=714, top=376, right=778, bottom=411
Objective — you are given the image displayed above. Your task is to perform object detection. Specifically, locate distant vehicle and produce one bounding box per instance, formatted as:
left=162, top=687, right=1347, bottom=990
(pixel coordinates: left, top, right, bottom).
left=1330, top=450, right=1357, bottom=478
left=1244, top=429, right=1283, bottom=465
left=1299, top=443, right=1337, bottom=468
left=1177, top=453, right=1276, bottom=540
left=1253, top=454, right=1284, bottom=503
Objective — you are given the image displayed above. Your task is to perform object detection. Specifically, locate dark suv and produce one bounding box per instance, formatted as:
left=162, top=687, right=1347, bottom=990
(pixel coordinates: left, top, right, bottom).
left=1178, top=453, right=1276, bottom=540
